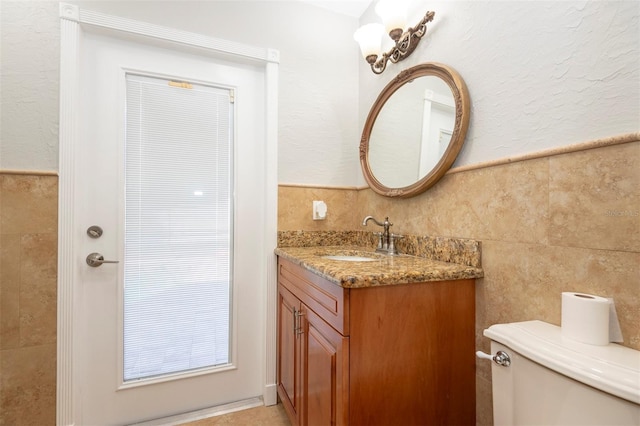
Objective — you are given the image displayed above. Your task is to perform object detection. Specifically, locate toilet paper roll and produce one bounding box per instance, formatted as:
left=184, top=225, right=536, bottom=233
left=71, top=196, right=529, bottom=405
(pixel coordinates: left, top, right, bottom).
left=561, top=292, right=622, bottom=345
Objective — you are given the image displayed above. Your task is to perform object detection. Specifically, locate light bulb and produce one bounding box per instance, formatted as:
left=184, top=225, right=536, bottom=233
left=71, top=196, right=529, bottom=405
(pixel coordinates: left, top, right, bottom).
left=354, top=23, right=384, bottom=60
left=375, top=0, right=409, bottom=35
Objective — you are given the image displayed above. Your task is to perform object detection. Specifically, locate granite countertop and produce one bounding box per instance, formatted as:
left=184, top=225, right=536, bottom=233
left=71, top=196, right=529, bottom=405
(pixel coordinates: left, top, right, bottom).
left=275, top=245, right=484, bottom=289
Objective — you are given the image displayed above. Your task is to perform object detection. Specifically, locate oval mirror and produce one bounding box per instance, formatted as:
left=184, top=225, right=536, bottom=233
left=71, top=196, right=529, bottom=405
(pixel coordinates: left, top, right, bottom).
left=359, top=62, right=470, bottom=198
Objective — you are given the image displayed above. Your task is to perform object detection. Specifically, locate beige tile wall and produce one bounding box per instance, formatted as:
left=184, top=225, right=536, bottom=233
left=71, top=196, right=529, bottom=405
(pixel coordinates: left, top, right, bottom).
left=279, top=139, right=640, bottom=426
left=0, top=173, right=58, bottom=426
left=278, top=185, right=360, bottom=231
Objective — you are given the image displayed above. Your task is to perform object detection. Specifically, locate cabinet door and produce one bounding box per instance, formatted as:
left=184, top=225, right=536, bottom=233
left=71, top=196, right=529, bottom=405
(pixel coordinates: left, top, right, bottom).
left=303, top=308, right=349, bottom=426
left=278, top=285, right=302, bottom=424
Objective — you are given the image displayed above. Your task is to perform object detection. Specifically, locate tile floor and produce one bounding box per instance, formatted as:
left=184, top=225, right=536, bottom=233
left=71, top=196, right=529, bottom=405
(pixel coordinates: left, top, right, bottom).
left=179, top=403, right=290, bottom=426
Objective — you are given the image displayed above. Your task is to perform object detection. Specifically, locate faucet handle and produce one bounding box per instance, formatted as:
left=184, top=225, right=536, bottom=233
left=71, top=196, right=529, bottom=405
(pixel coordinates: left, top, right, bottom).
left=388, top=233, right=404, bottom=255
left=373, top=232, right=384, bottom=250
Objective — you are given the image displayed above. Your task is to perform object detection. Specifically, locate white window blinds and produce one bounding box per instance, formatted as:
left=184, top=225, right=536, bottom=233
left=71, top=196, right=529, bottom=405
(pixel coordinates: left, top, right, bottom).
left=123, top=74, right=233, bottom=382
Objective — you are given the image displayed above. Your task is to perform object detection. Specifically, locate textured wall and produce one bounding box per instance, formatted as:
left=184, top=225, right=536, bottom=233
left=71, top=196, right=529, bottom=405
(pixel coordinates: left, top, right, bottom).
left=4, top=2, right=637, bottom=186
left=0, top=1, right=60, bottom=171
left=357, top=0, right=640, bottom=186
left=0, top=0, right=362, bottom=186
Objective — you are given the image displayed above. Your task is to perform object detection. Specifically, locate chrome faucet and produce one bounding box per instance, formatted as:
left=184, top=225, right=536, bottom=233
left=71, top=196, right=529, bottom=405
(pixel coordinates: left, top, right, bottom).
left=362, top=216, right=402, bottom=255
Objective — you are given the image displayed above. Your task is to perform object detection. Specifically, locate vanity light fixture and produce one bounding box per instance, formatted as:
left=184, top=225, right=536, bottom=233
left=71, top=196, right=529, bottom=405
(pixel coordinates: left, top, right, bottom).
left=354, top=0, right=435, bottom=75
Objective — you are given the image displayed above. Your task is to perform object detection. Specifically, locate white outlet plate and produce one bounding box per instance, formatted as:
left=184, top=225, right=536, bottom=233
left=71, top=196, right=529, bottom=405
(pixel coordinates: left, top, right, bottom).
left=313, top=200, right=327, bottom=220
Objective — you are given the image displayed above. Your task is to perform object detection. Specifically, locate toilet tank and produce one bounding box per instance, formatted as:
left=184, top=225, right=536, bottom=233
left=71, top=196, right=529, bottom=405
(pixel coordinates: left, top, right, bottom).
left=484, top=320, right=640, bottom=426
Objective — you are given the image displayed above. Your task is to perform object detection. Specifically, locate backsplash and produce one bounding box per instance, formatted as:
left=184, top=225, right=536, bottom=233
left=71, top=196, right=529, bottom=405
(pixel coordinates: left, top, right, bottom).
left=278, top=230, right=482, bottom=268
left=277, top=230, right=367, bottom=247
left=279, top=134, right=640, bottom=426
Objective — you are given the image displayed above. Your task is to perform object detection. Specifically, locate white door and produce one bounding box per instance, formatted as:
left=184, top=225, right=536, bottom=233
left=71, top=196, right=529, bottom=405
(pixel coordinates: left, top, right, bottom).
left=74, top=30, right=266, bottom=425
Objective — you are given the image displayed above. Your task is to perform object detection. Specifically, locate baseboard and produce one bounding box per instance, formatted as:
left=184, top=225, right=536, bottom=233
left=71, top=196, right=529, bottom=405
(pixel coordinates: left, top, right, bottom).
left=263, top=383, right=278, bottom=406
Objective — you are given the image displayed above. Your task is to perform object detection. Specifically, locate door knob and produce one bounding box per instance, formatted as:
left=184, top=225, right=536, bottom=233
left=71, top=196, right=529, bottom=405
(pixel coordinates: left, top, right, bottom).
left=86, top=252, right=120, bottom=267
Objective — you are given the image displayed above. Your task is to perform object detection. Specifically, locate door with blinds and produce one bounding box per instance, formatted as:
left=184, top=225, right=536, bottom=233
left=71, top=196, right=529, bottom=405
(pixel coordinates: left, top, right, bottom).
left=123, top=74, right=233, bottom=382
left=76, top=30, right=265, bottom=425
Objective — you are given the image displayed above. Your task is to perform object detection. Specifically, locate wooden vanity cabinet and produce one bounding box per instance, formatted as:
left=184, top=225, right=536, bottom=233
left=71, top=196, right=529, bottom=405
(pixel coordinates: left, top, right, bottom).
left=277, top=258, right=349, bottom=425
left=277, top=257, right=476, bottom=426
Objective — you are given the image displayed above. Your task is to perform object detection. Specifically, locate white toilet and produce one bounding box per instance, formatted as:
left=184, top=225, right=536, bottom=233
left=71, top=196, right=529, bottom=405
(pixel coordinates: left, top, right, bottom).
left=482, top=320, right=640, bottom=425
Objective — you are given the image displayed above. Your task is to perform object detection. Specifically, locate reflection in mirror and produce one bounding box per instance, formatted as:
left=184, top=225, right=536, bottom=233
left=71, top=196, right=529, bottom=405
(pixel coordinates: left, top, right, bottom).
left=369, top=76, right=455, bottom=188
left=360, top=63, right=470, bottom=198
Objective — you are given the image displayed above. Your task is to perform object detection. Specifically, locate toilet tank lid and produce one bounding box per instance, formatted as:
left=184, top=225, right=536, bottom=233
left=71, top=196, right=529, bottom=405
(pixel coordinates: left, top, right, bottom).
left=484, top=320, right=640, bottom=405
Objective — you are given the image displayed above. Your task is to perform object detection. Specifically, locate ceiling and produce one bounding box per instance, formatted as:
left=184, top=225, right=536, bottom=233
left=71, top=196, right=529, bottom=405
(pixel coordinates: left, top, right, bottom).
left=300, top=0, right=373, bottom=18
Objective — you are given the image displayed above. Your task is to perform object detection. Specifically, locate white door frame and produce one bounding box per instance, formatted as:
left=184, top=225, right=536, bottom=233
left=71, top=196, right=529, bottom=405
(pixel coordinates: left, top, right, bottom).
left=58, top=4, right=279, bottom=425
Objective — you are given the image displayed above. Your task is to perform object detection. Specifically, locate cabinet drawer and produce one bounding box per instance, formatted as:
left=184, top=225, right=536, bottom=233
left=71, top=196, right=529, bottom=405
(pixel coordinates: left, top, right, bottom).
left=278, top=257, right=349, bottom=335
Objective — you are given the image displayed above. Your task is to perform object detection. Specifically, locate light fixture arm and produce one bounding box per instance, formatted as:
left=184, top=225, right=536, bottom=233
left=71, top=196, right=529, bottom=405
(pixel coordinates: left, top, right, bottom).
left=369, top=11, right=435, bottom=75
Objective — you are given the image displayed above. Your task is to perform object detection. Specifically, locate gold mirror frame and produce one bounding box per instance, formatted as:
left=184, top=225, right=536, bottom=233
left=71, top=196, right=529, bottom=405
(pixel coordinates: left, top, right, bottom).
left=359, top=62, right=470, bottom=198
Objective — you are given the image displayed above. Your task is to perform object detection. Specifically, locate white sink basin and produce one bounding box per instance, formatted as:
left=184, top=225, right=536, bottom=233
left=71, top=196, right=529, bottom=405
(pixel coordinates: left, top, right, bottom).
left=322, top=255, right=378, bottom=262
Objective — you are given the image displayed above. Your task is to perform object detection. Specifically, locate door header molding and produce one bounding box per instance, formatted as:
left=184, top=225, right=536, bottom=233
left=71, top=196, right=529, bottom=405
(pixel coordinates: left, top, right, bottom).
left=59, top=3, right=280, bottom=64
